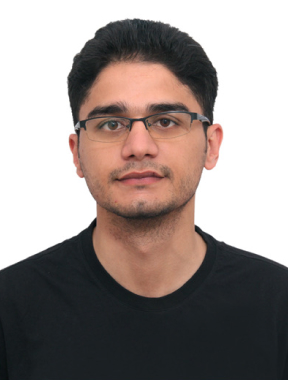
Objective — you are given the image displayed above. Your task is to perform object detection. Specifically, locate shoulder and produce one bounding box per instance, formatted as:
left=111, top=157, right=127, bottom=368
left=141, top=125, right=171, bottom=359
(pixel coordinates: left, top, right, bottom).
left=1, top=235, right=77, bottom=278
left=0, top=219, right=96, bottom=275
left=197, top=226, right=288, bottom=296
left=0, top=221, right=97, bottom=330
left=199, top=226, right=288, bottom=272
left=0, top=222, right=93, bottom=296
left=218, top=239, right=288, bottom=277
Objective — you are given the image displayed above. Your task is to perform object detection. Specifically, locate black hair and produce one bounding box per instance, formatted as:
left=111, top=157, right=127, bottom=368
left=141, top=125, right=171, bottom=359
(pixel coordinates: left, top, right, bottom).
left=68, top=19, right=218, bottom=126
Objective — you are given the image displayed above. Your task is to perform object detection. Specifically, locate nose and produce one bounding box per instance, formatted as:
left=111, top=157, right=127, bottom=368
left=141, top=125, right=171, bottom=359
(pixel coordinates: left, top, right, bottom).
left=121, top=120, right=159, bottom=161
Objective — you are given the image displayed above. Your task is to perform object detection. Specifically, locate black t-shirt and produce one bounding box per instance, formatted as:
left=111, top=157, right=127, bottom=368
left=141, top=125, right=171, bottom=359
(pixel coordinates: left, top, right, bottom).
left=1, top=220, right=288, bottom=380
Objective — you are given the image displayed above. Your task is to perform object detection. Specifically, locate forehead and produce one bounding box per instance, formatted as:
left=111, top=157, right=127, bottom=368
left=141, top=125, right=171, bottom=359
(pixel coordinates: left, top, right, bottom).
left=79, top=61, right=202, bottom=120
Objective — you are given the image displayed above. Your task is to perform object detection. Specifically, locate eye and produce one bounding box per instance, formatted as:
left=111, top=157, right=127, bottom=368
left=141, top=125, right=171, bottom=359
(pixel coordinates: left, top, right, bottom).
left=154, top=117, right=177, bottom=128
left=105, top=120, right=120, bottom=130
left=98, top=118, right=127, bottom=131
left=160, top=118, right=173, bottom=127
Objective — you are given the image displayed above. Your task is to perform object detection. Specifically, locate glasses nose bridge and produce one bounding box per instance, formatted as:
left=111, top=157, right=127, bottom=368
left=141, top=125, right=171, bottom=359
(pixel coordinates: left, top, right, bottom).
left=128, top=116, right=149, bottom=132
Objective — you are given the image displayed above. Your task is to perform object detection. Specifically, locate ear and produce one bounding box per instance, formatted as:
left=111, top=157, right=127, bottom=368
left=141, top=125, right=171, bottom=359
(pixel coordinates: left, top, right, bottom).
left=69, top=134, right=84, bottom=178
left=204, top=124, right=223, bottom=170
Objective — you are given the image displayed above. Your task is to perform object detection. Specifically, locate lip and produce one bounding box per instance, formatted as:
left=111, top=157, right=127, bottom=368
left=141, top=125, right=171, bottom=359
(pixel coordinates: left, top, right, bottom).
left=117, top=171, right=164, bottom=185
left=118, top=171, right=163, bottom=180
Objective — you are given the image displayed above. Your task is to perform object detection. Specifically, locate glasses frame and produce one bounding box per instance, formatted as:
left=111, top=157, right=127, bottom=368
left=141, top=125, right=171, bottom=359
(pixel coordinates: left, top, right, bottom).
left=74, top=111, right=211, bottom=142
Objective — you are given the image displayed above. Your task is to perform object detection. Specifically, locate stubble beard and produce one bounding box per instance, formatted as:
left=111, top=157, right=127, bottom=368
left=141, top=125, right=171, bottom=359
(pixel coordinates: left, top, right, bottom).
left=80, top=157, right=206, bottom=223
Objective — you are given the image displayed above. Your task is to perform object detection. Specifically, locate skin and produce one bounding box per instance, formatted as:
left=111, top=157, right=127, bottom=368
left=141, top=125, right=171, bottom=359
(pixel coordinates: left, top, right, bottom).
left=69, top=61, right=223, bottom=297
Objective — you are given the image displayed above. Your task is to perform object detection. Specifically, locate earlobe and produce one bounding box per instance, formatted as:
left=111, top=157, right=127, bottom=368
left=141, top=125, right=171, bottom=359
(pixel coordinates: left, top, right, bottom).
left=204, top=124, right=223, bottom=170
left=69, top=133, right=84, bottom=178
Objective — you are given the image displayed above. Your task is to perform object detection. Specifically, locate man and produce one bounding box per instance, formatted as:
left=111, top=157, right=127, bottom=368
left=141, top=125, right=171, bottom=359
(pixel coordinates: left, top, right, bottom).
left=0, top=19, right=287, bottom=380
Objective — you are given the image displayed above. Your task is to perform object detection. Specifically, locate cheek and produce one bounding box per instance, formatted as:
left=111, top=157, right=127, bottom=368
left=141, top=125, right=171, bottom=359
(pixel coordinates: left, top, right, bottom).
left=172, top=141, right=206, bottom=178
left=175, top=141, right=205, bottom=163
left=79, top=146, right=119, bottom=184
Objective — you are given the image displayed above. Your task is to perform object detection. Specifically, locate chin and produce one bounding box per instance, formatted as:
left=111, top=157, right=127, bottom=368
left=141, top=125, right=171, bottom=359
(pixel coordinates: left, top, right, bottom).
left=99, top=197, right=193, bottom=220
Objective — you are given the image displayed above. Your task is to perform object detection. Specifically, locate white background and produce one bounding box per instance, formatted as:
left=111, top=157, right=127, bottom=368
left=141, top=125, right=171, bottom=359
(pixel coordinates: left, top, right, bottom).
left=1, top=1, right=287, bottom=269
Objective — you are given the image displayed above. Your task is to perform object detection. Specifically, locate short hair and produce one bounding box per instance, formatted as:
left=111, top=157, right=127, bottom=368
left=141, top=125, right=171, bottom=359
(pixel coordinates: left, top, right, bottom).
left=68, top=19, right=218, bottom=126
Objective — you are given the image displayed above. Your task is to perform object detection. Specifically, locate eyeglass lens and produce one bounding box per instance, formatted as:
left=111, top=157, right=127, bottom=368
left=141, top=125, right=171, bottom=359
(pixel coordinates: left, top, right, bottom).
left=85, top=112, right=194, bottom=142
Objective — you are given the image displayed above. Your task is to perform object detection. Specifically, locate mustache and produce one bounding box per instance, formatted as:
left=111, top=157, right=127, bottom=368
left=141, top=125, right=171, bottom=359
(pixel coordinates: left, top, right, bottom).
left=109, top=162, right=173, bottom=182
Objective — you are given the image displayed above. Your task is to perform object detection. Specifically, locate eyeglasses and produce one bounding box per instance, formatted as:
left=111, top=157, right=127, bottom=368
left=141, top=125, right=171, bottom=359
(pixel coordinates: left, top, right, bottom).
left=74, top=111, right=211, bottom=143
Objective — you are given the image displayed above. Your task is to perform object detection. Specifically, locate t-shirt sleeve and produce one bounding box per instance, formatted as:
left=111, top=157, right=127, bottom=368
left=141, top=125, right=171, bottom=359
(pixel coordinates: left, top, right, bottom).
left=283, top=355, right=288, bottom=380
left=0, top=318, right=8, bottom=379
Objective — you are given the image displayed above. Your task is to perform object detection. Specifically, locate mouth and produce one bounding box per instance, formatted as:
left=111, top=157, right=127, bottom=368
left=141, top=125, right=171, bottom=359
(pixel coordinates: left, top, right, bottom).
left=117, top=171, right=164, bottom=185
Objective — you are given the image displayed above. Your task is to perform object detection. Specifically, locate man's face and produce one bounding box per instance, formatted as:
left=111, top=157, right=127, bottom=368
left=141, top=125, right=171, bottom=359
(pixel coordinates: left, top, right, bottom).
left=70, top=61, right=222, bottom=219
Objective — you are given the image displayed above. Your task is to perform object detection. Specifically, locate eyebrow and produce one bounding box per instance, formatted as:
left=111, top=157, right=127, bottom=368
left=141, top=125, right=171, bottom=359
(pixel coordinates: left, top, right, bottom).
left=147, top=102, right=189, bottom=113
left=86, top=102, right=190, bottom=119
left=87, top=102, right=128, bottom=118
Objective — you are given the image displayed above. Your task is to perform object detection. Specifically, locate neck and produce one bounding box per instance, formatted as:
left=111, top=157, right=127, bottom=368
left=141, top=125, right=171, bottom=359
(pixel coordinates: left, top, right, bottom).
left=93, top=199, right=206, bottom=297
